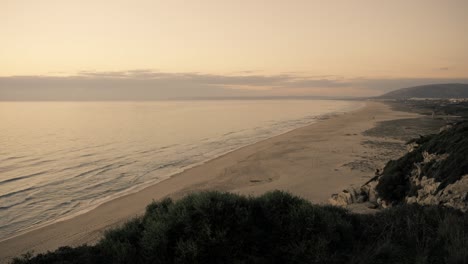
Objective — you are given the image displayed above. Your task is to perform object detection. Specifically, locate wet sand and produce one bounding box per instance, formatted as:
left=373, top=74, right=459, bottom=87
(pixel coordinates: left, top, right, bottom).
left=0, top=101, right=419, bottom=262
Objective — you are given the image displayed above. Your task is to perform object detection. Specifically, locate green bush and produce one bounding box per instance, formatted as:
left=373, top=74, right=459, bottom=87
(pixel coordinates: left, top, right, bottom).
left=107, top=191, right=356, bottom=264
left=12, top=191, right=467, bottom=264
left=351, top=205, right=467, bottom=264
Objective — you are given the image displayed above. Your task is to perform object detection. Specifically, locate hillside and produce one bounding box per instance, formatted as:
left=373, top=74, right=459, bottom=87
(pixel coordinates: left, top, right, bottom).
left=377, top=121, right=468, bottom=208
left=377, top=83, right=468, bottom=99
left=331, top=121, right=468, bottom=212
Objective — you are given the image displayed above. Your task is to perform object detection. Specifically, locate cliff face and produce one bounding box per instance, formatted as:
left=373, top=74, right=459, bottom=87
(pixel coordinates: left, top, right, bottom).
left=404, top=151, right=467, bottom=211
left=331, top=122, right=468, bottom=212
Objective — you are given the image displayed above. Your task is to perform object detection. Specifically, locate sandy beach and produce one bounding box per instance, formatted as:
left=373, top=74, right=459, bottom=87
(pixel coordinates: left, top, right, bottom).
left=0, top=101, right=419, bottom=262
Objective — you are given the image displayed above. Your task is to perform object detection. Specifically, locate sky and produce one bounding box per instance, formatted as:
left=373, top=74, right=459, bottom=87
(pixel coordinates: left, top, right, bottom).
left=1, top=0, right=468, bottom=99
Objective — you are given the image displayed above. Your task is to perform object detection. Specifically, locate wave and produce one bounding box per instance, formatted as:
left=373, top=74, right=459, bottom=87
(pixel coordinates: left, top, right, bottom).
left=0, top=171, right=48, bottom=185
left=0, top=186, right=37, bottom=199
left=0, top=156, right=26, bottom=162
left=0, top=100, right=365, bottom=241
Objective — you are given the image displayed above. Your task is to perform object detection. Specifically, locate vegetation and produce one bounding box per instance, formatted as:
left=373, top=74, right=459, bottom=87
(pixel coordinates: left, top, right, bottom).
left=376, top=121, right=468, bottom=202
left=13, top=191, right=467, bottom=264
left=376, top=83, right=468, bottom=99
left=386, top=99, right=468, bottom=119
left=436, top=102, right=468, bottom=118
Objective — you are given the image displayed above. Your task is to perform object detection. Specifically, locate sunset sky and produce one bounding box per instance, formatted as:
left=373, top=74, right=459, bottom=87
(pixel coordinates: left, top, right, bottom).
left=1, top=0, right=468, bottom=98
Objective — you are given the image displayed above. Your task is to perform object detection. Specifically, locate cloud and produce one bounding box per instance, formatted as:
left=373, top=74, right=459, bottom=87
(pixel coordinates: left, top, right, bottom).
left=1, top=70, right=467, bottom=100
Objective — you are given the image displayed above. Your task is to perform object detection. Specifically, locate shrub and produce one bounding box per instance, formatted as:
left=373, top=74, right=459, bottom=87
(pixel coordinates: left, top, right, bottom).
left=351, top=205, right=468, bottom=264
left=12, top=191, right=467, bottom=264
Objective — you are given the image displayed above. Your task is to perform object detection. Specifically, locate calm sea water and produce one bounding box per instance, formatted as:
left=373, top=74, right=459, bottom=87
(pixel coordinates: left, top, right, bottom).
left=0, top=100, right=362, bottom=240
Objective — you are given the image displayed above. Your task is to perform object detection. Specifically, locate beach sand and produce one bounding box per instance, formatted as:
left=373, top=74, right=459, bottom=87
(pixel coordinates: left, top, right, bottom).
left=0, top=101, right=419, bottom=262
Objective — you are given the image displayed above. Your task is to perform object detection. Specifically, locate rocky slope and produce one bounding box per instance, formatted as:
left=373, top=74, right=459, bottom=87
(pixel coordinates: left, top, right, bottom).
left=331, top=121, right=468, bottom=212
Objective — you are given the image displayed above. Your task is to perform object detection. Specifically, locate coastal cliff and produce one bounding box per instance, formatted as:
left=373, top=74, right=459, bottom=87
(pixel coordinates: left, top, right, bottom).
left=331, top=121, right=468, bottom=212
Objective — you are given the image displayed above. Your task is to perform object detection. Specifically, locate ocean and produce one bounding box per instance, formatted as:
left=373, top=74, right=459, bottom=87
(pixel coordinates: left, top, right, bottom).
left=0, top=100, right=362, bottom=240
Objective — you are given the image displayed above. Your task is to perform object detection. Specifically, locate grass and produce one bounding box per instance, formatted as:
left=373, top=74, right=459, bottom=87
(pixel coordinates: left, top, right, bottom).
left=12, top=191, right=467, bottom=264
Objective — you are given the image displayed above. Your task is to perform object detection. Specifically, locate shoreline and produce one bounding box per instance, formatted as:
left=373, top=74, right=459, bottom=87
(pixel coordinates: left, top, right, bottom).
left=0, top=101, right=364, bottom=244
left=0, top=101, right=419, bottom=262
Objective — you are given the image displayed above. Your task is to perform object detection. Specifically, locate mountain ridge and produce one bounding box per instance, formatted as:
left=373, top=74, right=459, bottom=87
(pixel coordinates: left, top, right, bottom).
left=377, top=83, right=468, bottom=99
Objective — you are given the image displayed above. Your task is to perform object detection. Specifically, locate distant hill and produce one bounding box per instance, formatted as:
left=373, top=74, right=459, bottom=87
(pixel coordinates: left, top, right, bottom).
left=377, top=83, right=468, bottom=99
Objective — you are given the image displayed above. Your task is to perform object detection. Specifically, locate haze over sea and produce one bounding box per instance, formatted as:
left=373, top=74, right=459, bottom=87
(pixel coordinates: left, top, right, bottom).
left=0, top=99, right=361, bottom=240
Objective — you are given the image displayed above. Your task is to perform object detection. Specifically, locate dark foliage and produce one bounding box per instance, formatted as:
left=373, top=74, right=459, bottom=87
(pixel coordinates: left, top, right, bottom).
left=11, top=246, right=105, bottom=264
left=351, top=204, right=468, bottom=264
left=376, top=83, right=468, bottom=100
left=424, top=122, right=468, bottom=187
left=376, top=150, right=424, bottom=202
left=376, top=121, right=468, bottom=202
left=12, top=191, right=467, bottom=264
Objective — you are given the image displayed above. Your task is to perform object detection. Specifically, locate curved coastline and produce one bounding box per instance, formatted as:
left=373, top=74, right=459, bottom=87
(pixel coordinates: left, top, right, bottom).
left=0, top=100, right=363, bottom=244
left=0, top=101, right=420, bottom=262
